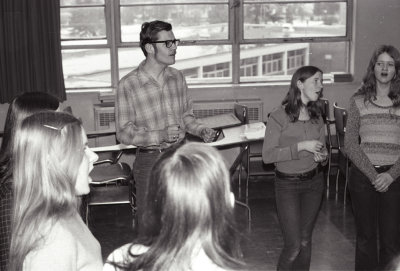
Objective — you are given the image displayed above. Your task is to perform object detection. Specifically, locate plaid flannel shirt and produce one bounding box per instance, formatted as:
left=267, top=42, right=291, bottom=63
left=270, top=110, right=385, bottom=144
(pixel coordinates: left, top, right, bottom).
left=0, top=178, right=12, bottom=271
left=115, top=61, right=206, bottom=148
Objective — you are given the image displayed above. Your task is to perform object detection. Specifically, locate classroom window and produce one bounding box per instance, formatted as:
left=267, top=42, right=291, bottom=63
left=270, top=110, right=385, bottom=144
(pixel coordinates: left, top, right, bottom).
left=60, top=0, right=352, bottom=91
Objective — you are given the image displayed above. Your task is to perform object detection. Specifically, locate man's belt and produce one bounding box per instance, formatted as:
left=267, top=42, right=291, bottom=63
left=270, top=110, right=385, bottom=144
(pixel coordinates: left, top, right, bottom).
left=137, top=140, right=185, bottom=154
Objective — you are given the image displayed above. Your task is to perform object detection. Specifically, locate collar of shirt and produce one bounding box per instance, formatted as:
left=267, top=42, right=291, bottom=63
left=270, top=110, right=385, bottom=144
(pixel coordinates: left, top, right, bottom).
left=137, top=60, right=175, bottom=88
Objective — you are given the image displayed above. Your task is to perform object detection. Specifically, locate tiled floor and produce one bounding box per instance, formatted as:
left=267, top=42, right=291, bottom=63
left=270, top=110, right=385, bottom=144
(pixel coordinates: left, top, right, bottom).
left=88, top=168, right=356, bottom=271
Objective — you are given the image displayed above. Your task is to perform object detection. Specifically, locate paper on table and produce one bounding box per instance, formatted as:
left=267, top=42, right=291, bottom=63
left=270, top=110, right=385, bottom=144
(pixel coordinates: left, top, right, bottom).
left=241, top=122, right=266, bottom=140
left=197, top=113, right=242, bottom=129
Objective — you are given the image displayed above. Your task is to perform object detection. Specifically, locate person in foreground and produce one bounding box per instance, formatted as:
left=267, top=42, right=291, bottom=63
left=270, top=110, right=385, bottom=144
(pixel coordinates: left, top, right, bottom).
left=9, top=112, right=102, bottom=271
left=344, top=44, right=400, bottom=271
left=262, top=66, right=327, bottom=271
left=0, top=92, right=59, bottom=271
left=104, top=142, right=244, bottom=271
left=115, top=20, right=216, bottom=235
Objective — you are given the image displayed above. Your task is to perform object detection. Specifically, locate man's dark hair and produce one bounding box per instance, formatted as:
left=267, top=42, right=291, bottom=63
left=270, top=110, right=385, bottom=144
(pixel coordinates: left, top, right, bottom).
left=140, top=20, right=172, bottom=57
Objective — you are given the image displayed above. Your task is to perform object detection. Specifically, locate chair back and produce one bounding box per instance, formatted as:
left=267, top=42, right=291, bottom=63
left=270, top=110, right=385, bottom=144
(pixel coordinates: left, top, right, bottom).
left=333, top=102, right=347, bottom=148
left=234, top=103, right=249, bottom=125
left=319, top=98, right=330, bottom=123
left=320, top=98, right=335, bottom=147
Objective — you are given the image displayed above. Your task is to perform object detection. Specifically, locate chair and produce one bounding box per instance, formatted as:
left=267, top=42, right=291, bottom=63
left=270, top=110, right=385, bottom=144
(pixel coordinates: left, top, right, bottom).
left=85, top=131, right=135, bottom=225
left=76, top=123, right=135, bottom=225
left=86, top=162, right=134, bottom=225
left=333, top=102, right=349, bottom=204
left=234, top=103, right=275, bottom=205
left=319, top=98, right=339, bottom=194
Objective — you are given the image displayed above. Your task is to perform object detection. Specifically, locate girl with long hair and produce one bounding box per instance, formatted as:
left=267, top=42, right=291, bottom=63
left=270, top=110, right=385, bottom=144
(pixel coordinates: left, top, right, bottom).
left=262, top=66, right=327, bottom=270
left=9, top=111, right=101, bottom=271
left=104, top=142, right=244, bottom=271
left=344, top=44, right=400, bottom=270
left=0, top=92, right=59, bottom=270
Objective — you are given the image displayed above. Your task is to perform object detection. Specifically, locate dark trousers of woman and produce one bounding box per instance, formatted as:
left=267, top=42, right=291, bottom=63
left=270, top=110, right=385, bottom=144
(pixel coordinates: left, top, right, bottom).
left=349, top=166, right=400, bottom=271
left=275, top=171, right=324, bottom=271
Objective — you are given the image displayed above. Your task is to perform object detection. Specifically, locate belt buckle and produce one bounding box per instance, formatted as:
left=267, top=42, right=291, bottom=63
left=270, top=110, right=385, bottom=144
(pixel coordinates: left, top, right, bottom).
left=299, top=173, right=309, bottom=181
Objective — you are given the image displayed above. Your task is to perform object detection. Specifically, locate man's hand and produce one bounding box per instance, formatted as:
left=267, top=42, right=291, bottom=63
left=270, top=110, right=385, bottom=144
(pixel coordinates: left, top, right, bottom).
left=373, top=172, right=394, bottom=192
left=164, top=124, right=182, bottom=143
left=201, top=128, right=217, bottom=143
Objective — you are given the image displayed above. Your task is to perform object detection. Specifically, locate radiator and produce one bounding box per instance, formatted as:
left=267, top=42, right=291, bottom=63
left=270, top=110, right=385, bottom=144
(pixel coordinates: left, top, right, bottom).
left=93, top=103, right=116, bottom=147
left=93, top=98, right=263, bottom=146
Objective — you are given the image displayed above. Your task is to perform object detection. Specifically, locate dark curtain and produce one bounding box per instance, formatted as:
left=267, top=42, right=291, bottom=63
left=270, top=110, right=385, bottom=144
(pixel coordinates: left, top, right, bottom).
left=0, top=0, right=65, bottom=104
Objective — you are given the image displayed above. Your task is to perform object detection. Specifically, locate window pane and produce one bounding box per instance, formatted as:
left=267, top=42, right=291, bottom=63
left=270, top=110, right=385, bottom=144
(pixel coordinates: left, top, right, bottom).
left=244, top=0, right=340, bottom=2
left=61, top=7, right=106, bottom=41
left=62, top=49, right=111, bottom=88
left=240, top=42, right=348, bottom=82
left=121, top=0, right=227, bottom=3
left=243, top=2, right=347, bottom=39
left=118, top=48, right=146, bottom=79
left=120, top=5, right=228, bottom=42
left=61, top=0, right=104, bottom=6
left=176, top=45, right=232, bottom=83
left=119, top=45, right=232, bottom=83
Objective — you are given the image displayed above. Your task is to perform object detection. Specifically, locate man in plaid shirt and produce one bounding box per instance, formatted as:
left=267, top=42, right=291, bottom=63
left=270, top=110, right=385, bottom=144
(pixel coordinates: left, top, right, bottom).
left=115, top=20, right=216, bottom=236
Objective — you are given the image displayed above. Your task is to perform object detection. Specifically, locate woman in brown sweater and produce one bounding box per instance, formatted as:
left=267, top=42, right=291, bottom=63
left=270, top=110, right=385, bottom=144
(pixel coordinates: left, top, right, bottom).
left=262, top=66, right=327, bottom=271
left=344, top=44, right=400, bottom=271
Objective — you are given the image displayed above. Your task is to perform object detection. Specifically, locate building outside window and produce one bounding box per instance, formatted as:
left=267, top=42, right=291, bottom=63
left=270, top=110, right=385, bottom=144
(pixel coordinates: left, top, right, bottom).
left=60, top=0, right=352, bottom=92
left=262, top=53, right=283, bottom=75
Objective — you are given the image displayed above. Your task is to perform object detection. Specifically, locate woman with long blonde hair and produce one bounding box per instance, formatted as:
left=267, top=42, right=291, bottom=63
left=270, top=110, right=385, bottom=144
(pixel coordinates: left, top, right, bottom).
left=104, top=142, right=244, bottom=271
left=0, top=92, right=59, bottom=270
left=9, top=111, right=101, bottom=271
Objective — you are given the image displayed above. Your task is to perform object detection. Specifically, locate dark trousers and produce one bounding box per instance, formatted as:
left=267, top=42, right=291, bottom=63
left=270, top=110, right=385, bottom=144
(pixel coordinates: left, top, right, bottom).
left=132, top=151, right=161, bottom=237
left=275, top=171, right=324, bottom=271
left=349, top=166, right=400, bottom=271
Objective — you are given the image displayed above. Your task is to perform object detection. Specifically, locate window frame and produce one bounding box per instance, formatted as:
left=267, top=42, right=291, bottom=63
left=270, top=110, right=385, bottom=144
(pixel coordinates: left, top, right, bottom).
left=60, top=0, right=353, bottom=92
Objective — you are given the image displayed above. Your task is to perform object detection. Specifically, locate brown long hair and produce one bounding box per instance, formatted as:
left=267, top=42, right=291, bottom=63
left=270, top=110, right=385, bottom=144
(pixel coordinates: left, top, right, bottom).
left=282, top=65, right=324, bottom=122
left=356, top=44, right=400, bottom=106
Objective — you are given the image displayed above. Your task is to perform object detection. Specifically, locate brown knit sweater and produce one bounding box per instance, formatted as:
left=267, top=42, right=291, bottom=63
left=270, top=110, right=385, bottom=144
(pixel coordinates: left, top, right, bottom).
left=344, top=95, right=400, bottom=182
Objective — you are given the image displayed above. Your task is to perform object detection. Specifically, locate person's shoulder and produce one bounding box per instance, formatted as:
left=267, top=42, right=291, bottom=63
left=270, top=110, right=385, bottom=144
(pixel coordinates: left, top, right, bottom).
left=269, top=106, right=285, bottom=117
left=165, top=66, right=184, bottom=79
left=50, top=218, right=77, bottom=248
left=23, top=220, right=77, bottom=271
left=268, top=106, right=289, bottom=125
left=350, top=94, right=364, bottom=102
left=25, top=220, right=75, bottom=263
left=349, top=94, right=365, bottom=109
left=119, top=68, right=140, bottom=86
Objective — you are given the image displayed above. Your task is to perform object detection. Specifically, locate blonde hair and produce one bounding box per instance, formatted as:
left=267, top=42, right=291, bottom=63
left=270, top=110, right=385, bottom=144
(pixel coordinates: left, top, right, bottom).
left=111, top=143, right=244, bottom=270
left=9, top=112, right=84, bottom=271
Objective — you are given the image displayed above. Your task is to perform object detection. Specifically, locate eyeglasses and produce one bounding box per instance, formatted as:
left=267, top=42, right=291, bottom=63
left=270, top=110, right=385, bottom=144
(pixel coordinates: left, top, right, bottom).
left=148, top=39, right=180, bottom=48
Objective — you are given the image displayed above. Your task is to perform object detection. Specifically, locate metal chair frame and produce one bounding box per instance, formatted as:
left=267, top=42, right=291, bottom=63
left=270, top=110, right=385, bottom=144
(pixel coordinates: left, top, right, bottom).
left=320, top=98, right=339, bottom=195
left=333, top=102, right=349, bottom=204
left=234, top=103, right=274, bottom=206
